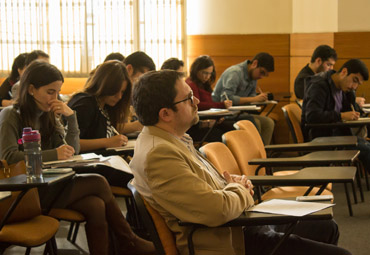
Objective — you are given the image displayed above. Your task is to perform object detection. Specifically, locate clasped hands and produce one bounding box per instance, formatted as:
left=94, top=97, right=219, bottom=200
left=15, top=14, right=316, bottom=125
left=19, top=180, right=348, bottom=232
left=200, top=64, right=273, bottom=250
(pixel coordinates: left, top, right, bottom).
left=223, top=171, right=254, bottom=196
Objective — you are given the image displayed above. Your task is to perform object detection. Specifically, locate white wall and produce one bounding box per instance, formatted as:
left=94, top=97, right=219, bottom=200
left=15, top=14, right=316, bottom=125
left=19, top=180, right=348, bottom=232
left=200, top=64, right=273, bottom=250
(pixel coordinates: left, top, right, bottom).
left=292, top=0, right=338, bottom=33
left=187, top=0, right=292, bottom=35
left=338, top=0, right=370, bottom=31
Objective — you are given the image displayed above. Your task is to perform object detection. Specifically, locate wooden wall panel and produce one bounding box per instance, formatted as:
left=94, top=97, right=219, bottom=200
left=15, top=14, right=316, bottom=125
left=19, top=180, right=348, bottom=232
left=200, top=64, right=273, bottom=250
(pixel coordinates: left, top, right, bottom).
left=334, top=32, right=370, bottom=103
left=290, top=33, right=334, bottom=56
left=335, top=32, right=370, bottom=58
left=187, top=34, right=290, bottom=57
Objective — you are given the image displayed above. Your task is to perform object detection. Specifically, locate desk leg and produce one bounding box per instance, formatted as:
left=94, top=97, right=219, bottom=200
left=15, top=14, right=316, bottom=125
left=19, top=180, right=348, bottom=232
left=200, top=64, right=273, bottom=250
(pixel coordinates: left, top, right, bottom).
left=303, top=186, right=314, bottom=196
left=343, top=183, right=353, bottom=216
left=355, top=161, right=364, bottom=202
left=269, top=221, right=298, bottom=255
left=0, top=189, right=28, bottom=231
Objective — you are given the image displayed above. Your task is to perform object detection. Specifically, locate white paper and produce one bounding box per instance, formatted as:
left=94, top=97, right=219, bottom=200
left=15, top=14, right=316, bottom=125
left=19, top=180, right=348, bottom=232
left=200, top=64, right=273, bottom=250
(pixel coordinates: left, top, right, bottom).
left=228, top=105, right=261, bottom=111
left=107, top=140, right=136, bottom=151
left=43, top=153, right=105, bottom=166
left=247, top=199, right=334, bottom=217
left=198, top=109, right=230, bottom=116
left=93, top=155, right=133, bottom=174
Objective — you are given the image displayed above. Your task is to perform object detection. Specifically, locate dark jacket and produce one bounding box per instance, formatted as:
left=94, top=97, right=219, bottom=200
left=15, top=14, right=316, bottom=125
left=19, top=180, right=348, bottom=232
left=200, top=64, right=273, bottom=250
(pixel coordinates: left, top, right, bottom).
left=301, top=70, right=352, bottom=141
left=68, top=92, right=108, bottom=139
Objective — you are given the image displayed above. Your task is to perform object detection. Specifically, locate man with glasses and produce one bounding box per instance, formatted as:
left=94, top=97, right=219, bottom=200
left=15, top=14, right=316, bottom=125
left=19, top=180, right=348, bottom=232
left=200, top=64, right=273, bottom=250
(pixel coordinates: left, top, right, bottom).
left=212, top=52, right=275, bottom=145
left=129, top=69, right=350, bottom=255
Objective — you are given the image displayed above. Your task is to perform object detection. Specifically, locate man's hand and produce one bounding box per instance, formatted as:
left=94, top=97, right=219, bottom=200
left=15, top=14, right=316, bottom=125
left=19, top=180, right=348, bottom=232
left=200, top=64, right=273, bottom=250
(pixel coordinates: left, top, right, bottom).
left=341, top=111, right=360, bottom=121
left=356, top=97, right=366, bottom=108
left=223, top=171, right=254, bottom=196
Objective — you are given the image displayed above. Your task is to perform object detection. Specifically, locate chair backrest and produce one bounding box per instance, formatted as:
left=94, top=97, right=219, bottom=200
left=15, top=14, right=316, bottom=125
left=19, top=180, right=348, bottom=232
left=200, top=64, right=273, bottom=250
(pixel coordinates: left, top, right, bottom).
left=0, top=160, right=41, bottom=223
left=282, top=103, right=304, bottom=143
left=222, top=130, right=266, bottom=176
left=199, top=142, right=241, bottom=176
left=234, top=120, right=266, bottom=155
left=127, top=183, right=178, bottom=255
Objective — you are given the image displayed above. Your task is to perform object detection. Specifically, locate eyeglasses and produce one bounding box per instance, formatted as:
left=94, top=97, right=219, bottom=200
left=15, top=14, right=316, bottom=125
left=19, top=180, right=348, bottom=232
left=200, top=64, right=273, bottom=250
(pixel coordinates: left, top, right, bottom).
left=173, top=91, right=194, bottom=105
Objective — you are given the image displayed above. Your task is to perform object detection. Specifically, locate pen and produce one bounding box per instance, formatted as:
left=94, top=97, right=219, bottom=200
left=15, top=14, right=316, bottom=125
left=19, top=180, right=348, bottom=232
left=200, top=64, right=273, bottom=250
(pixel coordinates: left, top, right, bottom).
left=59, top=134, right=68, bottom=145
left=223, top=91, right=230, bottom=101
left=112, top=126, right=120, bottom=136
left=351, top=104, right=355, bottom=112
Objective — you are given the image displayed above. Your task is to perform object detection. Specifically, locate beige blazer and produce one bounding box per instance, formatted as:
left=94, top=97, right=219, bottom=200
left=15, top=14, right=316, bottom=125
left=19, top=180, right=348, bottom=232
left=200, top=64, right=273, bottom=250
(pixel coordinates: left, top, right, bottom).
left=130, top=126, right=254, bottom=255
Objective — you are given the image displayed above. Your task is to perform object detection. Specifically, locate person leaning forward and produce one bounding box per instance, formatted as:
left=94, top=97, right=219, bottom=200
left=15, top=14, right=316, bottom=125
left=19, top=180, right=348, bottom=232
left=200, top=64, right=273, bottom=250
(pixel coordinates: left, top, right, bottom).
left=129, top=70, right=351, bottom=255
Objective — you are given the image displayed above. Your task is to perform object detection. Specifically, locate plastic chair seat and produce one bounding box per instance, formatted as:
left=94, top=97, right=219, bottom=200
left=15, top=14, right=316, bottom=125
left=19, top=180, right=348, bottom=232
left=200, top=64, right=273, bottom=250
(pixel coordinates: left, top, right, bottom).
left=0, top=215, right=59, bottom=246
left=111, top=186, right=132, bottom=197
left=49, top=208, right=85, bottom=222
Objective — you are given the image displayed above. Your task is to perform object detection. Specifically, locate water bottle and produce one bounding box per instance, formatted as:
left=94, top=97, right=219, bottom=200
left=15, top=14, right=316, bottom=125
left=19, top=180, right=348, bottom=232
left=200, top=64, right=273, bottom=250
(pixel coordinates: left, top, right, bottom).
left=22, top=128, right=43, bottom=180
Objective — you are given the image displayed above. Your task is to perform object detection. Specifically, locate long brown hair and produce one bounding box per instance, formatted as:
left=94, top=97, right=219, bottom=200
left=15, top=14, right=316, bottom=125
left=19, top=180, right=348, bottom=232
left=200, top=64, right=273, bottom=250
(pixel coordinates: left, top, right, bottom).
left=83, top=60, right=132, bottom=127
left=16, top=60, right=64, bottom=147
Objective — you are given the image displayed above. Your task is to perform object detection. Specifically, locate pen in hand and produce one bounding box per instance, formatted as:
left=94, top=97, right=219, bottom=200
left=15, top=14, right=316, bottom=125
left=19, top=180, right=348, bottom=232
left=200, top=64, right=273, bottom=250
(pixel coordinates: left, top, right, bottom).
left=59, top=134, right=68, bottom=145
left=112, top=126, right=120, bottom=136
left=351, top=104, right=355, bottom=112
left=223, top=91, right=230, bottom=101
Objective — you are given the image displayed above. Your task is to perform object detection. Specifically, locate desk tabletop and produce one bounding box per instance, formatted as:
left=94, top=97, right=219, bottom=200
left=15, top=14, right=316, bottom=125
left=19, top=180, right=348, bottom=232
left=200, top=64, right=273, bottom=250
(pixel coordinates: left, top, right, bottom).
left=265, top=136, right=357, bottom=152
left=249, top=150, right=360, bottom=166
left=248, top=166, right=356, bottom=186
left=0, top=172, right=75, bottom=191
left=198, top=109, right=237, bottom=119
left=179, top=202, right=332, bottom=227
left=306, top=118, right=370, bottom=128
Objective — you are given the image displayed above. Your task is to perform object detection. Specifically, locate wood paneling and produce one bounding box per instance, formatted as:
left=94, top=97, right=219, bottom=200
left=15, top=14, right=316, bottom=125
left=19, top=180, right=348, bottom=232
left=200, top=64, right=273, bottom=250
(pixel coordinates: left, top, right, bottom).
left=335, top=32, right=370, bottom=58
left=187, top=34, right=290, bottom=57
left=290, top=33, right=334, bottom=56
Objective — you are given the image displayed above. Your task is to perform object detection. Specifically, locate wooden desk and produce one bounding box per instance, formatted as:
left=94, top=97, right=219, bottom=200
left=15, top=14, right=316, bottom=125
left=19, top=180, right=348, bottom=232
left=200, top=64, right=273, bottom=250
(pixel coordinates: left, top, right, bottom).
left=265, top=136, right=357, bottom=153
left=306, top=118, right=370, bottom=128
left=249, top=166, right=356, bottom=216
left=0, top=172, right=75, bottom=231
left=179, top=199, right=333, bottom=255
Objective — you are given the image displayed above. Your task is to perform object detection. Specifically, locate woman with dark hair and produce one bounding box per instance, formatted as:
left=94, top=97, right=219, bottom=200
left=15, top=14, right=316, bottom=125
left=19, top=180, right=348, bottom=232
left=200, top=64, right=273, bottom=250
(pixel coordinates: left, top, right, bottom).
left=0, top=60, right=154, bottom=255
left=68, top=60, right=132, bottom=152
left=68, top=60, right=136, bottom=187
left=186, top=55, right=232, bottom=110
left=0, top=53, right=28, bottom=107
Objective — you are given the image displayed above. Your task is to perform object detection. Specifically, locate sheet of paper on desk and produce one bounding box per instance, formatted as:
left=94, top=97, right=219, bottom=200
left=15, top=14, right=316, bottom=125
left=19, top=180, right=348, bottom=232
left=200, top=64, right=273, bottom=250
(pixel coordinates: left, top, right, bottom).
left=362, top=108, right=370, bottom=113
left=107, top=140, right=136, bottom=151
left=343, top=117, right=370, bottom=122
left=228, top=105, right=261, bottom=111
left=93, top=156, right=132, bottom=174
left=362, top=103, right=370, bottom=108
left=247, top=199, right=335, bottom=217
left=43, top=153, right=108, bottom=166
left=198, top=109, right=230, bottom=116
left=251, top=100, right=278, bottom=105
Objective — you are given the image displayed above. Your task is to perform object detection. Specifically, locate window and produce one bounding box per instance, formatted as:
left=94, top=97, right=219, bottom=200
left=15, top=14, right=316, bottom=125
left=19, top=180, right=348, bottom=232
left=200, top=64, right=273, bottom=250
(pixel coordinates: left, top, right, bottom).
left=0, top=0, right=185, bottom=76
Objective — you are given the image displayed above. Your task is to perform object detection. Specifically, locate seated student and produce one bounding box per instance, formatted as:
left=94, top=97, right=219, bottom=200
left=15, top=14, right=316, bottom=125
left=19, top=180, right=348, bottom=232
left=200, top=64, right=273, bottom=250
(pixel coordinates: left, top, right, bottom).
left=68, top=60, right=133, bottom=186
left=160, top=57, right=184, bottom=72
left=294, top=45, right=337, bottom=100
left=212, top=52, right=275, bottom=145
left=185, top=55, right=235, bottom=142
left=0, top=53, right=28, bottom=107
left=0, top=60, right=154, bottom=255
left=129, top=69, right=350, bottom=255
left=11, top=50, right=50, bottom=101
left=122, top=51, right=157, bottom=133
left=302, top=58, right=370, bottom=173
left=104, top=52, right=125, bottom=62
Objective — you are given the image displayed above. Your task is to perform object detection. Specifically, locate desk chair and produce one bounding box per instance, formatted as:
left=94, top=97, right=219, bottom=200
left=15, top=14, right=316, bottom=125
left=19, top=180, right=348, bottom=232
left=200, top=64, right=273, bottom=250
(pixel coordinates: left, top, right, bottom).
left=0, top=160, right=59, bottom=255
left=223, top=128, right=361, bottom=215
left=282, top=103, right=304, bottom=143
left=127, top=183, right=178, bottom=255
left=199, top=142, right=332, bottom=201
left=0, top=159, right=86, bottom=246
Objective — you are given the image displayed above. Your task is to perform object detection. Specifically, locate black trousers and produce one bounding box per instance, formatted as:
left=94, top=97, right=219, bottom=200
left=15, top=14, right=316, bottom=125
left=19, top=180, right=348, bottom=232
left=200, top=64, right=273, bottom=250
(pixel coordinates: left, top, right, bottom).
left=244, top=220, right=351, bottom=255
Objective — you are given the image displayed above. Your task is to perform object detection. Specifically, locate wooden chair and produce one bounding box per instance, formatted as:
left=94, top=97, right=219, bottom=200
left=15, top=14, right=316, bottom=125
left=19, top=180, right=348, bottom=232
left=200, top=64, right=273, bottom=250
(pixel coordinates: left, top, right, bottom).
left=222, top=130, right=334, bottom=201
left=127, top=183, right=178, bottom=255
left=0, top=160, right=59, bottom=254
left=282, top=103, right=304, bottom=143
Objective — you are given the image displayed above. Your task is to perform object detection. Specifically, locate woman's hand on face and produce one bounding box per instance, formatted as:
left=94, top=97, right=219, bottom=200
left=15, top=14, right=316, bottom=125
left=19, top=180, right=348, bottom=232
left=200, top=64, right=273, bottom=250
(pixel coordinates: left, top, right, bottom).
left=107, top=135, right=128, bottom=148
left=49, top=99, right=74, bottom=116
left=56, top=144, right=75, bottom=160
